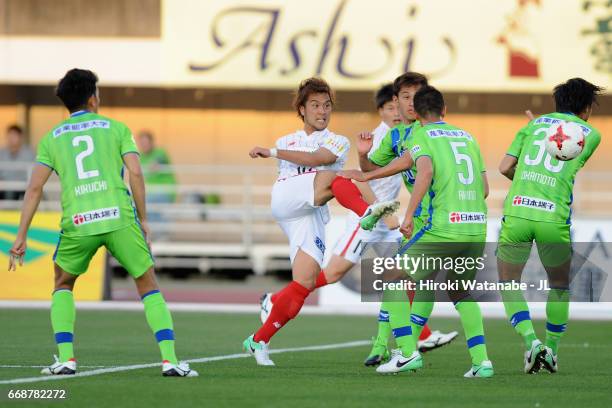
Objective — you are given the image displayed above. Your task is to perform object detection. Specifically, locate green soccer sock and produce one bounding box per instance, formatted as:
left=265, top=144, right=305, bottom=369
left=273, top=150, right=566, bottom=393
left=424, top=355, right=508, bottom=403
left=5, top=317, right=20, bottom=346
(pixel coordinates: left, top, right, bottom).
left=545, top=288, right=570, bottom=355
left=410, top=290, right=435, bottom=340
left=51, top=289, right=76, bottom=362
left=142, top=290, right=178, bottom=364
left=383, top=288, right=415, bottom=356
left=374, top=303, right=392, bottom=345
left=455, top=299, right=489, bottom=365
left=501, top=288, right=537, bottom=350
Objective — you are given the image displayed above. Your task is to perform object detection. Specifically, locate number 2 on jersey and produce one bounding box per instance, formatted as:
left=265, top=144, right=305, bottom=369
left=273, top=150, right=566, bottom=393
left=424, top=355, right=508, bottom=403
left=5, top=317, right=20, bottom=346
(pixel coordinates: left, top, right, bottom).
left=73, top=135, right=100, bottom=180
left=450, top=141, right=474, bottom=185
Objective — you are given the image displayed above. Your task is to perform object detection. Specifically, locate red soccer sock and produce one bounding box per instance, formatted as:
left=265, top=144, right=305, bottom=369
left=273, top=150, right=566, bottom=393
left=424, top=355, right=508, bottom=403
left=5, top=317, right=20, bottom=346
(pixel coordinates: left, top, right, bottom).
left=420, top=323, right=432, bottom=341
left=330, top=176, right=369, bottom=216
left=314, top=270, right=328, bottom=290
left=254, top=281, right=310, bottom=343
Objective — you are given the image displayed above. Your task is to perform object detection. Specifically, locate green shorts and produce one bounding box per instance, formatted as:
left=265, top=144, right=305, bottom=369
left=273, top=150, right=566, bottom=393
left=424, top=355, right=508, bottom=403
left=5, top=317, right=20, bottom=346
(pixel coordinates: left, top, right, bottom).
left=399, top=226, right=486, bottom=282
left=497, top=215, right=571, bottom=267
left=54, top=222, right=154, bottom=278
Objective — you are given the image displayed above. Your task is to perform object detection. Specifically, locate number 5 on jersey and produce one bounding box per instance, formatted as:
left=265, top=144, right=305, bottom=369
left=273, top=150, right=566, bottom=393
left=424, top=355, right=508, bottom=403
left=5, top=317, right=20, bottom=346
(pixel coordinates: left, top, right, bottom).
left=73, top=135, right=99, bottom=180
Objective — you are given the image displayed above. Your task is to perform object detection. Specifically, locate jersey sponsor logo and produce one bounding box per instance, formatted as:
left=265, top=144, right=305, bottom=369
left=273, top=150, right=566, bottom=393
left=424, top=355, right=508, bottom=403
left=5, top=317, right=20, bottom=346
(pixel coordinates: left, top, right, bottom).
left=314, top=236, right=326, bottom=254
left=324, top=136, right=348, bottom=154
left=512, top=195, right=556, bottom=212
left=534, top=117, right=592, bottom=135
left=53, top=120, right=110, bottom=138
left=449, top=211, right=486, bottom=224
left=73, top=207, right=120, bottom=226
left=426, top=129, right=473, bottom=141
left=410, top=145, right=421, bottom=155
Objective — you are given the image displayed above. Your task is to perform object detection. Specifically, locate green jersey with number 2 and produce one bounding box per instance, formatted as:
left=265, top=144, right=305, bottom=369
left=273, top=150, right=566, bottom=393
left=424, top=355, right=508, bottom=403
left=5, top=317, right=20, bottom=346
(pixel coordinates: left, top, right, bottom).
left=36, top=111, right=140, bottom=237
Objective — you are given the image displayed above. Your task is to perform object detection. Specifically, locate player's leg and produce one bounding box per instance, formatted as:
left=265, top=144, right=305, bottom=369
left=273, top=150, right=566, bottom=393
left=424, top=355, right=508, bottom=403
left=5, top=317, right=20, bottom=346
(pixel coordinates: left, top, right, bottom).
left=447, top=240, right=493, bottom=378
left=42, top=233, right=102, bottom=375
left=376, top=233, right=438, bottom=374
left=246, top=249, right=318, bottom=366
left=106, top=223, right=197, bottom=377
left=497, top=216, right=545, bottom=373
left=313, top=171, right=399, bottom=230
left=536, top=223, right=572, bottom=373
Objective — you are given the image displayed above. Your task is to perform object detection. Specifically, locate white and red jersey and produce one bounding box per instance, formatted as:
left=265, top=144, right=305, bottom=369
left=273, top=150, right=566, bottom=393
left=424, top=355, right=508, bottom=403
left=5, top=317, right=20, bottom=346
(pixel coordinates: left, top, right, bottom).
left=366, top=121, right=402, bottom=203
left=275, top=128, right=350, bottom=180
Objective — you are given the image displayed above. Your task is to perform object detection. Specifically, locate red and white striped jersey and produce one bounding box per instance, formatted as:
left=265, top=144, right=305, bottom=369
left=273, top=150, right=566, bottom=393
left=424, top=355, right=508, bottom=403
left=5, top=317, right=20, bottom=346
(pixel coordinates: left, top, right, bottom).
left=275, top=128, right=350, bottom=179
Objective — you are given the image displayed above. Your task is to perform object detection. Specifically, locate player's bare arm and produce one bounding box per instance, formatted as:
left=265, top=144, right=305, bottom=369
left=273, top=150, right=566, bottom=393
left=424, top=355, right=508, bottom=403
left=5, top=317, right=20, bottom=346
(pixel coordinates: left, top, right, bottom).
left=123, top=152, right=151, bottom=245
left=340, top=153, right=412, bottom=183
left=400, top=156, right=432, bottom=239
left=482, top=171, right=490, bottom=199
left=8, top=164, right=53, bottom=271
left=499, top=154, right=518, bottom=180
left=357, top=131, right=380, bottom=172
left=250, top=146, right=337, bottom=167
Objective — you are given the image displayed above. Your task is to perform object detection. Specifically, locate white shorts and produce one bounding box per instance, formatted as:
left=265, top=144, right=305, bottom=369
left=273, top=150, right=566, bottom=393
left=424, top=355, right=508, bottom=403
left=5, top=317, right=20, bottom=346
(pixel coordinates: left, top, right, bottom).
left=271, top=172, right=329, bottom=267
left=333, top=214, right=403, bottom=264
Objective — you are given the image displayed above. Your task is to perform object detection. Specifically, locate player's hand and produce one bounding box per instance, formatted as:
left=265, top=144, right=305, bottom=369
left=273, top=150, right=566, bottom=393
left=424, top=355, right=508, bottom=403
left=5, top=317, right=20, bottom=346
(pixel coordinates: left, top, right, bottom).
left=525, top=110, right=535, bottom=121
left=338, top=169, right=367, bottom=182
left=356, top=132, right=373, bottom=156
left=400, top=218, right=414, bottom=240
left=249, top=147, right=271, bottom=159
left=8, top=238, right=26, bottom=271
left=140, top=220, right=152, bottom=247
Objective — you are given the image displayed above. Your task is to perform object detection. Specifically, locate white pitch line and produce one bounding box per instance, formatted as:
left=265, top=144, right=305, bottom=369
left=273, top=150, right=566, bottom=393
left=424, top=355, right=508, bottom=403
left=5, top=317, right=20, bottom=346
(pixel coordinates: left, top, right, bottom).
left=0, top=365, right=108, bottom=369
left=0, top=340, right=370, bottom=385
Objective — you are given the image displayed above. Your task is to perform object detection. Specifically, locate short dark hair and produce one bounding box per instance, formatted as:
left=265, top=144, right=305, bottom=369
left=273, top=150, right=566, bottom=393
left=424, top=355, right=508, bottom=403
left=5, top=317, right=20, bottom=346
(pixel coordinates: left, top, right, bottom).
left=553, top=78, right=604, bottom=116
left=393, top=72, right=428, bottom=96
left=375, top=83, right=395, bottom=109
left=55, top=68, right=99, bottom=112
left=414, top=86, right=445, bottom=118
left=6, top=124, right=23, bottom=135
left=292, top=77, right=335, bottom=120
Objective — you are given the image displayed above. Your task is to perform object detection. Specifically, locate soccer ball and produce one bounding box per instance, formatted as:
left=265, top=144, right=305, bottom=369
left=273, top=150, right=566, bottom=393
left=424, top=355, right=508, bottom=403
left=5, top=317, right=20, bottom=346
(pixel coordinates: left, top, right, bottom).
left=544, top=121, right=585, bottom=161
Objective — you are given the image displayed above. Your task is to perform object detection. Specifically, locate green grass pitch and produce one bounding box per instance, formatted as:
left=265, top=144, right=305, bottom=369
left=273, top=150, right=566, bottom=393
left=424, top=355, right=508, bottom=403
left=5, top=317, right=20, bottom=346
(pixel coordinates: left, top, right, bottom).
left=0, top=309, right=610, bottom=407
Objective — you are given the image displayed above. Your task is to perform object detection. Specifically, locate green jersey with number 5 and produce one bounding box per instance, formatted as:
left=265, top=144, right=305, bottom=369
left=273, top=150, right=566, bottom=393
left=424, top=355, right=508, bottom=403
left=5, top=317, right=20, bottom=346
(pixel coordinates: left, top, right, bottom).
left=407, top=121, right=487, bottom=235
left=36, top=111, right=140, bottom=236
left=503, top=112, right=601, bottom=224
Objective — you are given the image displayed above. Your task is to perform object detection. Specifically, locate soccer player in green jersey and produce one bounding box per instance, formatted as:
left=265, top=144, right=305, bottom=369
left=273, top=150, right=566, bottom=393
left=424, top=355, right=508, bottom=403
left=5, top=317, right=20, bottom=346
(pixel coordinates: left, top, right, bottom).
left=7, top=69, right=197, bottom=377
left=343, top=73, right=458, bottom=366
left=497, top=78, right=603, bottom=374
left=344, top=85, right=493, bottom=377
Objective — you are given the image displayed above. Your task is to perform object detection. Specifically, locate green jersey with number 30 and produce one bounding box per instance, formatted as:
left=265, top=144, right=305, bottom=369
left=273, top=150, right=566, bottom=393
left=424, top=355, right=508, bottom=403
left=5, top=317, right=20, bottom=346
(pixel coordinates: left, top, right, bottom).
left=503, top=112, right=601, bottom=224
left=407, top=121, right=487, bottom=235
left=36, top=111, right=140, bottom=236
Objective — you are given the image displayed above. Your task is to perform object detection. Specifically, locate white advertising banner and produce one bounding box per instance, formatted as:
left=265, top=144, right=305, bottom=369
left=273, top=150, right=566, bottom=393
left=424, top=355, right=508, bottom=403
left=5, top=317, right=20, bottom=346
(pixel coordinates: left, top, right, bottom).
left=0, top=0, right=608, bottom=91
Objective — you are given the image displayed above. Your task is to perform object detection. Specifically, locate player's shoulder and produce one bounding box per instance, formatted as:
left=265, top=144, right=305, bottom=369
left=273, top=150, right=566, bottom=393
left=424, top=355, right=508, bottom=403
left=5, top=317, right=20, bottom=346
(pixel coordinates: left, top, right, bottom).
left=325, top=129, right=349, bottom=143
left=275, top=130, right=302, bottom=147
left=92, top=113, right=129, bottom=131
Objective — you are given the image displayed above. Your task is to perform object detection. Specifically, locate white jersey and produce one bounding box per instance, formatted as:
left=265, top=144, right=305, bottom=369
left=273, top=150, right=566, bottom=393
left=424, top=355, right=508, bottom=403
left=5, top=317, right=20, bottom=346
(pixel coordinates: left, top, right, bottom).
left=366, top=122, right=402, bottom=203
left=275, top=128, right=350, bottom=180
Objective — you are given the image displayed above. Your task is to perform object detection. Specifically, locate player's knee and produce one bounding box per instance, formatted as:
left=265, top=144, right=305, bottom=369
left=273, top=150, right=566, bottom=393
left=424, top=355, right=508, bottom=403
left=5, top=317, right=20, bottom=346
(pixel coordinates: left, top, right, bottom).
left=134, top=268, right=159, bottom=295
left=324, top=268, right=342, bottom=284
left=294, top=276, right=315, bottom=291
left=53, top=264, right=77, bottom=290
left=448, top=290, right=470, bottom=304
